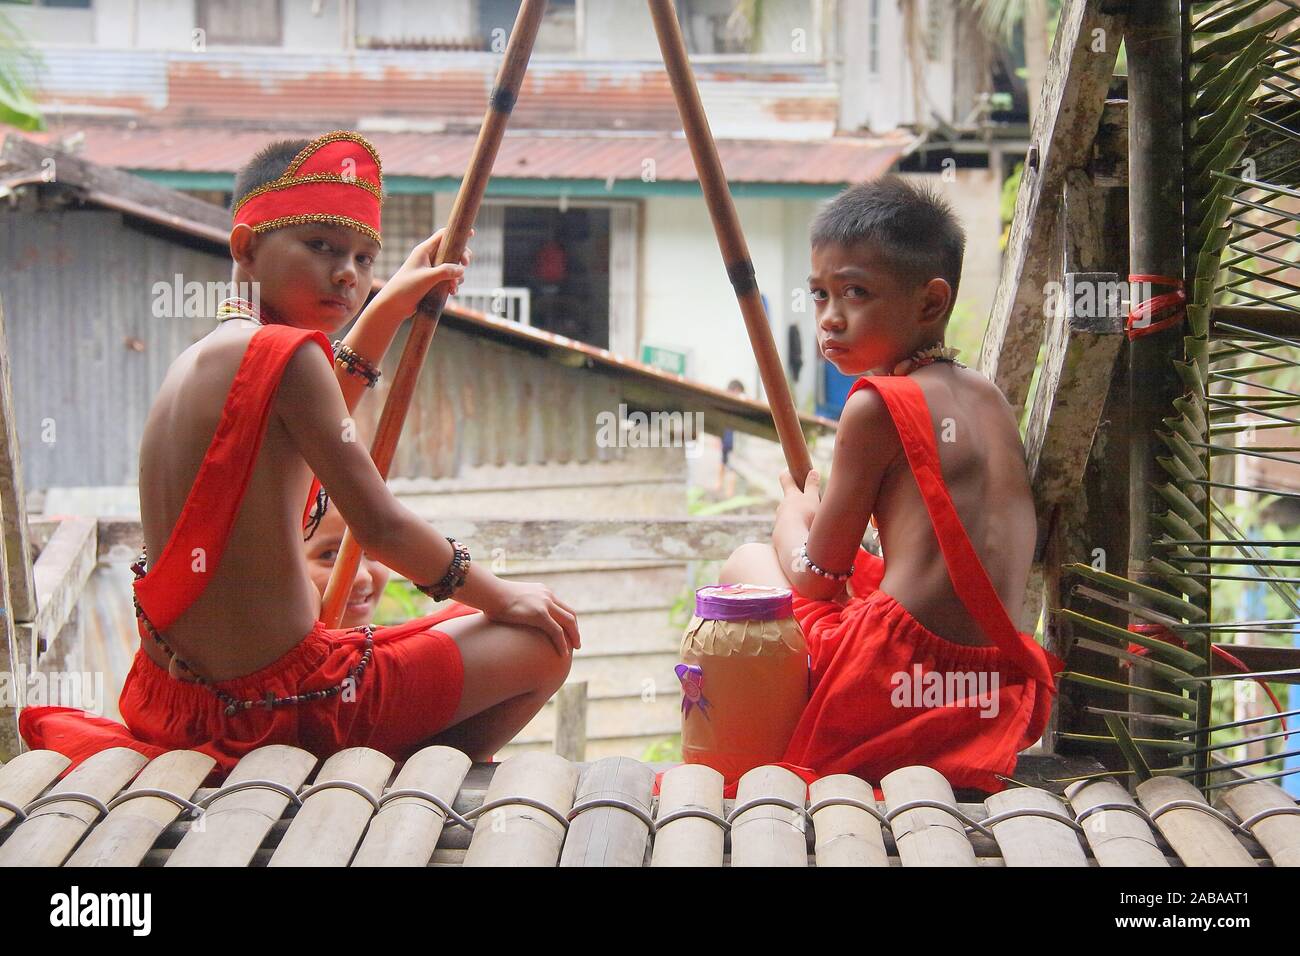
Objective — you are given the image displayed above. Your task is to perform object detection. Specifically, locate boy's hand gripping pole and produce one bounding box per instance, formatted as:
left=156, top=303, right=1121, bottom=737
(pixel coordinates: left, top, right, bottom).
left=646, top=0, right=813, bottom=489
left=321, top=0, right=548, bottom=627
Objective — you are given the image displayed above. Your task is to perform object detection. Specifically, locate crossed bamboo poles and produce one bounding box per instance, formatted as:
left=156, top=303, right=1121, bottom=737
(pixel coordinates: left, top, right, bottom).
left=321, top=0, right=813, bottom=626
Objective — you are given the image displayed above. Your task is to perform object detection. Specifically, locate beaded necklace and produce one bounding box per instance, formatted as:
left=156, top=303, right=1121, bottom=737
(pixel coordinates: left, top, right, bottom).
left=215, top=296, right=266, bottom=325
left=889, top=342, right=966, bottom=376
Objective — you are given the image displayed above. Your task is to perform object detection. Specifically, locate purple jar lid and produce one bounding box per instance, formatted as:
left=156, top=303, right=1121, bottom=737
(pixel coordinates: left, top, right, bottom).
left=694, top=584, right=794, bottom=621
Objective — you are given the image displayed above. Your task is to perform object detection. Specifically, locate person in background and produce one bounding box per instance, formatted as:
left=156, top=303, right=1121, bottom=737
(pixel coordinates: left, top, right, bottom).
left=718, top=378, right=745, bottom=497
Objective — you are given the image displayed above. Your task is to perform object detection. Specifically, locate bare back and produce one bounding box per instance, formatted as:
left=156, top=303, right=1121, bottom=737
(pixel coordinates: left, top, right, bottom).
left=873, top=363, right=1037, bottom=638
left=138, top=323, right=323, bottom=679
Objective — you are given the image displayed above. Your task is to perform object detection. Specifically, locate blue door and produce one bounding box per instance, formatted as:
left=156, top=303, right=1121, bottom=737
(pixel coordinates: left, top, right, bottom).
left=817, top=357, right=857, bottom=419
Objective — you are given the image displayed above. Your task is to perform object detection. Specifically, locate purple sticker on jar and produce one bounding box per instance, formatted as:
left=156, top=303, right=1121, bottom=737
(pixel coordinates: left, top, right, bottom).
left=676, top=663, right=711, bottom=720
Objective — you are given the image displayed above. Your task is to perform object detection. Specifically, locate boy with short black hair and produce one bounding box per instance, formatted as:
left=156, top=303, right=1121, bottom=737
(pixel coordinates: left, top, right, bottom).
left=719, top=174, right=1063, bottom=793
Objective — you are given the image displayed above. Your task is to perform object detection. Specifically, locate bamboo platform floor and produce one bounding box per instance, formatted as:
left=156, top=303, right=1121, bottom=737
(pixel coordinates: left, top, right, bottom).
left=1, top=745, right=1297, bottom=867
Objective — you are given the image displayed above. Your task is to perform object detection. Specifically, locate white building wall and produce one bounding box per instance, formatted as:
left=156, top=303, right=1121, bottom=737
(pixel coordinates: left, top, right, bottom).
left=580, top=0, right=659, bottom=59
left=641, top=194, right=785, bottom=394
left=284, top=0, right=349, bottom=50
left=354, top=0, right=475, bottom=47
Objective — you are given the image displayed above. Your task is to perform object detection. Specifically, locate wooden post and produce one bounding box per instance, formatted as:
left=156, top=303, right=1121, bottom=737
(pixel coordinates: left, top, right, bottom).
left=1125, top=0, right=1190, bottom=764
left=553, top=680, right=587, bottom=762
left=0, top=294, right=35, bottom=759
left=1041, top=171, right=1131, bottom=757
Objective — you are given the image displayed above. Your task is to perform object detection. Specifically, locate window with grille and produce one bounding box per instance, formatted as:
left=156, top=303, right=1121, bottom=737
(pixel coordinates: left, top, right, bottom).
left=374, top=193, right=435, bottom=282
left=196, top=0, right=282, bottom=46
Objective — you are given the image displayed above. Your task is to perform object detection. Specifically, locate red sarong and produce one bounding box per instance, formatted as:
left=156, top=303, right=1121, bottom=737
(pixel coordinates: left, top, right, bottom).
left=20, top=324, right=471, bottom=783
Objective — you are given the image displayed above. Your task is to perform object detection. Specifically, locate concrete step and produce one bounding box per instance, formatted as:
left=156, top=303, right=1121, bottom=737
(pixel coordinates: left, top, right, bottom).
left=499, top=735, right=681, bottom=762
left=494, top=563, right=689, bottom=614
left=511, top=690, right=682, bottom=745
left=571, top=609, right=682, bottom=655
left=567, top=650, right=681, bottom=698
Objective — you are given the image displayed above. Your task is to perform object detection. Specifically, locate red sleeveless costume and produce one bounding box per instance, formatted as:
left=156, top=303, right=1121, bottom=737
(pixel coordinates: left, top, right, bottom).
left=20, top=325, right=474, bottom=781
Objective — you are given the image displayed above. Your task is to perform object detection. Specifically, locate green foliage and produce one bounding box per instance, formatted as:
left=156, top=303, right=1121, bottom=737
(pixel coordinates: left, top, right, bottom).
left=641, top=736, right=683, bottom=763
left=374, top=578, right=432, bottom=626
left=0, top=10, right=44, bottom=131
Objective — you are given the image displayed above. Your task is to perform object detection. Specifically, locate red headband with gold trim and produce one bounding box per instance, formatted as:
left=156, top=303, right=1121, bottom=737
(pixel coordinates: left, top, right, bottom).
left=233, top=130, right=384, bottom=244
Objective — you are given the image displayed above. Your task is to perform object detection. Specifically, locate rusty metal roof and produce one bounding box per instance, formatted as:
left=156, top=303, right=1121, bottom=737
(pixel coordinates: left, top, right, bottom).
left=24, top=124, right=909, bottom=187
left=23, top=47, right=843, bottom=141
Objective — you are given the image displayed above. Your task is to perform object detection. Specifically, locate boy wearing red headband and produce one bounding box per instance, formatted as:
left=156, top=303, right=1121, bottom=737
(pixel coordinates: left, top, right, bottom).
left=21, top=131, right=579, bottom=777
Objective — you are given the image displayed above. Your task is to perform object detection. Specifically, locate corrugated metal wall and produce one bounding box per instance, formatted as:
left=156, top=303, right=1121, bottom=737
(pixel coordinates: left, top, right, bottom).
left=0, top=206, right=625, bottom=492
left=1, top=208, right=219, bottom=490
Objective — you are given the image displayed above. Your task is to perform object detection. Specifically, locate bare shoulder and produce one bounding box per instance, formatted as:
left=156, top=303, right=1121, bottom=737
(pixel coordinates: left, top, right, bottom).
left=275, top=329, right=336, bottom=409
left=839, top=382, right=899, bottom=444
left=949, top=365, right=1020, bottom=428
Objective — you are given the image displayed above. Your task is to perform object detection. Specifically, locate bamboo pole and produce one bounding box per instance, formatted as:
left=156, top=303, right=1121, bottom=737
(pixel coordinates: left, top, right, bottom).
left=809, top=773, right=888, bottom=867
left=66, top=750, right=214, bottom=867
left=729, top=765, right=808, bottom=867
left=268, top=747, right=395, bottom=867
left=645, top=0, right=812, bottom=488
left=351, top=745, right=471, bottom=867
left=880, top=765, right=976, bottom=867
left=1136, top=775, right=1256, bottom=867
left=1125, top=0, right=1193, bottom=769
left=651, top=763, right=725, bottom=867
left=166, top=744, right=316, bottom=867
left=1065, top=777, right=1168, bottom=867
left=320, top=0, right=548, bottom=626
left=463, top=752, right=577, bottom=866
left=558, top=756, right=655, bottom=867
left=984, top=786, right=1088, bottom=867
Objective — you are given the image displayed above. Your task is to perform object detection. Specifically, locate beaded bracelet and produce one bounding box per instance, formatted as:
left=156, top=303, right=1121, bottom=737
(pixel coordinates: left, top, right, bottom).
left=332, top=341, right=381, bottom=389
left=413, top=537, right=472, bottom=602
left=797, top=542, right=855, bottom=581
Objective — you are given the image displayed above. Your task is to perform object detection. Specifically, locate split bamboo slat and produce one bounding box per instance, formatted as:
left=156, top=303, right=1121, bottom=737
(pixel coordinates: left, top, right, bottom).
left=0, top=750, right=69, bottom=831
left=651, top=763, right=724, bottom=867
left=1066, top=777, right=1169, bottom=867
left=984, top=786, right=1088, bottom=867
left=65, top=750, right=214, bottom=867
left=881, top=765, right=977, bottom=867
left=809, top=774, right=888, bottom=867
left=1217, top=781, right=1300, bottom=868
left=351, top=745, right=471, bottom=867
left=166, top=744, right=316, bottom=867
left=2, top=749, right=1298, bottom=866
left=0, top=747, right=146, bottom=867
left=463, top=752, right=577, bottom=867
left=1136, top=776, right=1257, bottom=867
left=268, top=748, right=394, bottom=867
left=559, top=756, right=655, bottom=867
left=730, top=765, right=808, bottom=867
